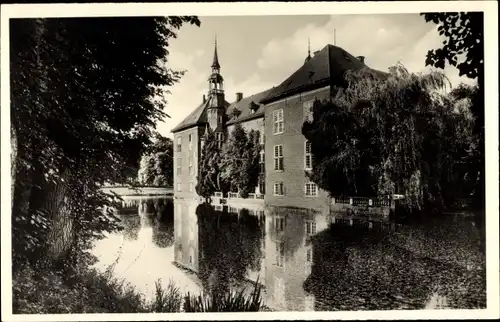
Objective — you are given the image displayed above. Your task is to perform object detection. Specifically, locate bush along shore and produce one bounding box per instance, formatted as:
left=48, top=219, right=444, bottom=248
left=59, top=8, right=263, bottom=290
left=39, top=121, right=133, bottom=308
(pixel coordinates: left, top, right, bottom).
left=13, top=261, right=265, bottom=314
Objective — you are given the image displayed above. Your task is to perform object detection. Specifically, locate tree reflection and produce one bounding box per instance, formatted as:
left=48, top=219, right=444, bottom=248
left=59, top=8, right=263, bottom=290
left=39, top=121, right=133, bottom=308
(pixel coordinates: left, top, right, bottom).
left=267, top=207, right=307, bottom=258
left=119, top=214, right=141, bottom=241
left=152, top=199, right=174, bottom=248
left=302, top=220, right=485, bottom=310
left=196, top=204, right=264, bottom=295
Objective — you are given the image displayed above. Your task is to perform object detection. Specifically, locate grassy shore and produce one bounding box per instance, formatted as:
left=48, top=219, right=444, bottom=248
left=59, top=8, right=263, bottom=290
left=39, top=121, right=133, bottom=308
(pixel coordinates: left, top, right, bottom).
left=12, top=263, right=264, bottom=314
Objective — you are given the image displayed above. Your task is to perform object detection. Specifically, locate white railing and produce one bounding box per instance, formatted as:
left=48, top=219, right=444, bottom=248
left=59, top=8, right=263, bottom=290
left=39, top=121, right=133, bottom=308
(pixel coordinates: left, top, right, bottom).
left=228, top=192, right=240, bottom=199
left=224, top=192, right=264, bottom=200
left=331, top=196, right=392, bottom=207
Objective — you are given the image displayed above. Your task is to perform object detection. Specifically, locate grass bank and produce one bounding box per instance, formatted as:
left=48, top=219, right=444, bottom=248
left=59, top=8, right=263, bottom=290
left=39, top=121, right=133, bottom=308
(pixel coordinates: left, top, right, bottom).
left=12, top=263, right=264, bottom=314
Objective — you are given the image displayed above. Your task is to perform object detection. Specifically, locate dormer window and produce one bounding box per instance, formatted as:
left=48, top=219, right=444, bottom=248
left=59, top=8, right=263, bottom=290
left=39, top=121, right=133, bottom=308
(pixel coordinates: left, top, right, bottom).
left=231, top=108, right=242, bottom=119
left=249, top=101, right=259, bottom=114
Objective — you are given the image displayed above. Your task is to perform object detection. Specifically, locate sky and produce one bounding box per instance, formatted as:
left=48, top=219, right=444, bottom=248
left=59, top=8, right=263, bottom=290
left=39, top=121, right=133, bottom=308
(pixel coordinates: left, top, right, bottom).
left=157, top=14, right=477, bottom=139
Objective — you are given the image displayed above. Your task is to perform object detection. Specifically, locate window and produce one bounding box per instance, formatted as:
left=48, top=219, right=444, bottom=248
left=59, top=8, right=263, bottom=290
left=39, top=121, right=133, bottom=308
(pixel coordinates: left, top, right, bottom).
left=305, top=182, right=318, bottom=197
left=259, top=128, right=265, bottom=144
left=305, top=141, right=312, bottom=170
left=274, top=182, right=285, bottom=196
left=218, top=116, right=222, bottom=124
left=189, top=182, right=193, bottom=192
left=276, top=242, right=285, bottom=267
left=188, top=134, right=193, bottom=150
left=274, top=145, right=284, bottom=171
left=177, top=183, right=181, bottom=192
left=176, top=158, right=182, bottom=176
left=303, top=101, right=314, bottom=122
left=273, top=109, right=284, bottom=134
left=176, top=137, right=182, bottom=152
left=275, top=216, right=285, bottom=232
left=259, top=150, right=265, bottom=174
left=259, top=180, right=265, bottom=194
left=305, top=220, right=317, bottom=236
left=306, top=248, right=312, bottom=262
left=216, top=132, right=224, bottom=149
left=189, top=156, right=193, bottom=175
left=189, top=248, right=194, bottom=265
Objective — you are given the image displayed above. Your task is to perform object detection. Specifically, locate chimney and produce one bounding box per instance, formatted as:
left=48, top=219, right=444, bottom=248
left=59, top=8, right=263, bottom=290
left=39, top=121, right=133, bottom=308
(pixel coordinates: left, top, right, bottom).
left=236, top=92, right=243, bottom=103
left=357, top=56, right=365, bottom=64
left=203, top=94, right=206, bottom=103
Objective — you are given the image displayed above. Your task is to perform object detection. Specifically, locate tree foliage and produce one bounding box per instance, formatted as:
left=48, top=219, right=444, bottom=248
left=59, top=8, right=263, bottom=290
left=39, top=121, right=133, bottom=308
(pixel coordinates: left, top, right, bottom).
left=220, top=124, right=261, bottom=198
left=137, top=134, right=174, bottom=187
left=196, top=128, right=226, bottom=198
left=421, top=12, right=483, bottom=81
left=10, top=16, right=200, bottom=271
left=303, top=64, right=478, bottom=213
left=196, top=204, right=264, bottom=295
left=197, top=124, right=261, bottom=199
left=421, top=12, right=484, bottom=210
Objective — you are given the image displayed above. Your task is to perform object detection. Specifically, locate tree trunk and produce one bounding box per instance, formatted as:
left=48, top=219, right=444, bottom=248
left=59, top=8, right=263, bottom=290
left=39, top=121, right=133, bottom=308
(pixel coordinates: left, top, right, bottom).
left=11, top=126, right=18, bottom=207
left=45, top=168, right=75, bottom=264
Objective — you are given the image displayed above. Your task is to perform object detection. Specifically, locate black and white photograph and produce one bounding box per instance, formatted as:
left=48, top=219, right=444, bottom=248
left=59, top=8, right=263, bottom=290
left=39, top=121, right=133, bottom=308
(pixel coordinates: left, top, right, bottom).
left=1, top=1, right=498, bottom=320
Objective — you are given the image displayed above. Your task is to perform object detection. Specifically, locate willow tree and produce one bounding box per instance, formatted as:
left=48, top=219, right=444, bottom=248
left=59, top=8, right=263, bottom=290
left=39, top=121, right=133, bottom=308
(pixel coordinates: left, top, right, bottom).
left=303, top=63, right=474, bottom=213
left=10, top=17, right=200, bottom=270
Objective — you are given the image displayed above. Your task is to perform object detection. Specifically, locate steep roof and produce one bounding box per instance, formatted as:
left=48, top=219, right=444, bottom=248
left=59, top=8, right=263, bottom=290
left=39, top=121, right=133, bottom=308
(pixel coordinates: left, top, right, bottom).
left=225, top=88, right=274, bottom=125
left=170, top=100, right=208, bottom=133
left=260, top=44, right=386, bottom=104
left=172, top=44, right=388, bottom=133
left=170, top=98, right=230, bottom=133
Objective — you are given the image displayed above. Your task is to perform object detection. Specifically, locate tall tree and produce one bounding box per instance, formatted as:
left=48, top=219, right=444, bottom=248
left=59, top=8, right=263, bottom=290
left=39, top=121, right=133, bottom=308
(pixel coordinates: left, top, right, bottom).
left=421, top=12, right=484, bottom=210
left=303, top=64, right=475, bottom=213
left=220, top=124, right=261, bottom=198
left=10, top=16, right=200, bottom=270
left=196, top=128, right=226, bottom=198
left=137, top=134, right=174, bottom=187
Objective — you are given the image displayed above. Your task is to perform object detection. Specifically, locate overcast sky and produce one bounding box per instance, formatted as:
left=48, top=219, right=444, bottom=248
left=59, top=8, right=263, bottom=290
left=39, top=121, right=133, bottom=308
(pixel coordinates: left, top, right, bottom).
left=157, top=14, right=477, bottom=138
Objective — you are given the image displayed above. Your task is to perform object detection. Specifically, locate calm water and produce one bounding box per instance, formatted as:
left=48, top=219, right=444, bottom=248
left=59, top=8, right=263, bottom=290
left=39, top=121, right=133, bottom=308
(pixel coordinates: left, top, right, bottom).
left=92, top=196, right=486, bottom=311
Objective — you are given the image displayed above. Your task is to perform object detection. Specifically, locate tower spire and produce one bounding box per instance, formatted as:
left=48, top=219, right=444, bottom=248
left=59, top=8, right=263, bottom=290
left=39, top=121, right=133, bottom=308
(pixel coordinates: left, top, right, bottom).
left=304, top=37, right=312, bottom=64
left=212, top=34, right=220, bottom=69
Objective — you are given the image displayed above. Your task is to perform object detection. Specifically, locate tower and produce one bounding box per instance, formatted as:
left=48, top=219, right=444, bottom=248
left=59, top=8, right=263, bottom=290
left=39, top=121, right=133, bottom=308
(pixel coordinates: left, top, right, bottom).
left=207, top=36, right=225, bottom=132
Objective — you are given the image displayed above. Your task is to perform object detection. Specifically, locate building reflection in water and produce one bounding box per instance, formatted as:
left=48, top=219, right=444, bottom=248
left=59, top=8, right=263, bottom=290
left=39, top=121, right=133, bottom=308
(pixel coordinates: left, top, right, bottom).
left=174, top=199, right=266, bottom=296
left=175, top=195, right=487, bottom=311
left=264, top=206, right=329, bottom=311
left=173, top=199, right=332, bottom=311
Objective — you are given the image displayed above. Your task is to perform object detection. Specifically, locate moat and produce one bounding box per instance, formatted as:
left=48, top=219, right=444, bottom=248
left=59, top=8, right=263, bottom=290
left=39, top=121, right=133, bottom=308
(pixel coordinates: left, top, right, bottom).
left=91, top=196, right=486, bottom=311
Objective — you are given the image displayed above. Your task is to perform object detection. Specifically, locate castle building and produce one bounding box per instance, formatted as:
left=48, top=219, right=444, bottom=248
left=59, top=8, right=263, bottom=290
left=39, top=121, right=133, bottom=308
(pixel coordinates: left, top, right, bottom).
left=172, top=39, right=384, bottom=212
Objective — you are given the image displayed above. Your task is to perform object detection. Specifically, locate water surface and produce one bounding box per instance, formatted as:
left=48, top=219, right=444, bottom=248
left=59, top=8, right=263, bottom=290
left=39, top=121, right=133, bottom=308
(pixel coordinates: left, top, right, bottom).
left=92, top=196, right=485, bottom=310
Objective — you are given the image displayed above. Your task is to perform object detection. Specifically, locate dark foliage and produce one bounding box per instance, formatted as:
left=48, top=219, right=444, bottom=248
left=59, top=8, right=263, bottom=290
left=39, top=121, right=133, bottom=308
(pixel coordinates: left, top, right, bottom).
left=10, top=16, right=199, bottom=274
left=421, top=12, right=484, bottom=210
